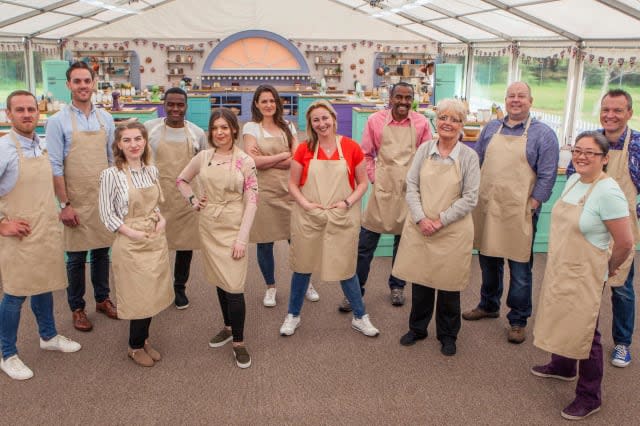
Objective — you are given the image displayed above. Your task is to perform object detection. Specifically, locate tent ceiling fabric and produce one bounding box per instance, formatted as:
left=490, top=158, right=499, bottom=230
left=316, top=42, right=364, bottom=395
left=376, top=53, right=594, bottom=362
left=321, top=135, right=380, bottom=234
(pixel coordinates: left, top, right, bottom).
left=0, top=0, right=638, bottom=44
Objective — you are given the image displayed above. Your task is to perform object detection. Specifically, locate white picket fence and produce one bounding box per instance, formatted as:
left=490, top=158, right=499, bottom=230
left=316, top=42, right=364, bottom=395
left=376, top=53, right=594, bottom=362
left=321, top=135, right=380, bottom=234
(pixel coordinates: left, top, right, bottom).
left=532, top=109, right=600, bottom=142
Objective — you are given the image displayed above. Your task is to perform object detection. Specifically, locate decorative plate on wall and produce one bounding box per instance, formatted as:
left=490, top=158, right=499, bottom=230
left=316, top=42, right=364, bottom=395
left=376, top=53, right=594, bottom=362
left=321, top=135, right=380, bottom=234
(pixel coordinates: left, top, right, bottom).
left=350, top=63, right=356, bottom=70
left=358, top=58, right=365, bottom=64
left=139, top=65, right=145, bottom=73
left=150, top=67, right=156, bottom=73
left=145, top=57, right=152, bottom=64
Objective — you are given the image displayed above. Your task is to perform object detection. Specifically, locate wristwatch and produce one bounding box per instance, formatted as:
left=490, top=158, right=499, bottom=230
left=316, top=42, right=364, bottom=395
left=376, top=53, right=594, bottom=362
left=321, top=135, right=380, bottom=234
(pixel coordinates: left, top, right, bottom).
left=59, top=200, right=71, bottom=209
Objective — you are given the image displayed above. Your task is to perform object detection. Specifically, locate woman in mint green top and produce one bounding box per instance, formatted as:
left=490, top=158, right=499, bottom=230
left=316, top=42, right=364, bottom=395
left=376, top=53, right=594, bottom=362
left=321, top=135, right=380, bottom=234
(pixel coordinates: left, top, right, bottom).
left=531, top=131, right=633, bottom=421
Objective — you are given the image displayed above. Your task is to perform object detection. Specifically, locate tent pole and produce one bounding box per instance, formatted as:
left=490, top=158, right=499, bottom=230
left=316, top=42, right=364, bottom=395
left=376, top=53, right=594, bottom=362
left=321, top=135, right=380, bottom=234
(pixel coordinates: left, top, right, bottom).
left=24, top=38, right=36, bottom=94
left=562, top=42, right=585, bottom=147
left=463, top=43, right=473, bottom=99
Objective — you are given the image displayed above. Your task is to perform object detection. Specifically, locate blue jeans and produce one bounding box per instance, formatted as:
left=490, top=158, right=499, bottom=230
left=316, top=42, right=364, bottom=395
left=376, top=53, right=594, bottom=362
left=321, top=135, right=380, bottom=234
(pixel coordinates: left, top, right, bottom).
left=66, top=247, right=111, bottom=311
left=356, top=227, right=404, bottom=294
left=1, top=292, right=57, bottom=359
left=611, top=260, right=635, bottom=346
left=256, top=242, right=276, bottom=285
left=478, top=213, right=538, bottom=327
left=288, top=273, right=366, bottom=318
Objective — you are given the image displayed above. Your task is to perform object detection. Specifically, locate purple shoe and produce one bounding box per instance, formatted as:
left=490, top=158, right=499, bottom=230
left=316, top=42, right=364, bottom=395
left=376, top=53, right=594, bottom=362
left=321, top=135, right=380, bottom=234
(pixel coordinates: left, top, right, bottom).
left=530, top=364, right=577, bottom=381
left=561, top=399, right=601, bottom=420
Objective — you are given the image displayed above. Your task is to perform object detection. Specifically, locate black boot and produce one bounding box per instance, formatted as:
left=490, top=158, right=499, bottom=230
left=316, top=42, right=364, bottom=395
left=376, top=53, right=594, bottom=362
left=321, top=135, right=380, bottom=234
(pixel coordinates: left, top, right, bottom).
left=174, top=283, right=189, bottom=310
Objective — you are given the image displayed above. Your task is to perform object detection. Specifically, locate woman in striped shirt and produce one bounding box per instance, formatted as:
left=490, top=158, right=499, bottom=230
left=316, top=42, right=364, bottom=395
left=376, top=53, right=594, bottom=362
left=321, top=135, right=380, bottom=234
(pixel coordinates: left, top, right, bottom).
left=98, top=122, right=173, bottom=367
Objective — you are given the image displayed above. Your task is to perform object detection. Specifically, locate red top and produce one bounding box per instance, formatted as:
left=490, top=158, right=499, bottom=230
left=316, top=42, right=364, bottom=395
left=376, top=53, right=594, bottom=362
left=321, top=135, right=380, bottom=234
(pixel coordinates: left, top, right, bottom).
left=293, top=136, right=364, bottom=189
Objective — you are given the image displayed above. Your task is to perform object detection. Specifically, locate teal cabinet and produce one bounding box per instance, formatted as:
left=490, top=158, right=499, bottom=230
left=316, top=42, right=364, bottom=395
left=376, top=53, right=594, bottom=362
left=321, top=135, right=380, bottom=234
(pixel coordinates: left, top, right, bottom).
left=42, top=60, right=70, bottom=103
left=187, top=96, right=211, bottom=130
left=434, top=63, right=462, bottom=104
left=533, top=174, right=567, bottom=252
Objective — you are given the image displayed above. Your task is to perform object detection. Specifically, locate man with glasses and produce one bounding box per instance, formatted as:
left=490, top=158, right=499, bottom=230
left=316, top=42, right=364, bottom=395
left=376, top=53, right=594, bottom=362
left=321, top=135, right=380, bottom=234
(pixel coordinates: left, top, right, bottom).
left=464, top=81, right=559, bottom=344
left=566, top=89, right=639, bottom=368
left=340, top=82, right=431, bottom=312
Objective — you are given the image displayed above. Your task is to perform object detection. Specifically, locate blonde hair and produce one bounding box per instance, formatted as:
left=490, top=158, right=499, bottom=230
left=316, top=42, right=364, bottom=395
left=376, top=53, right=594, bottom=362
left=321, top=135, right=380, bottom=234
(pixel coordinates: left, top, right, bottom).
left=435, top=98, right=467, bottom=123
left=305, top=100, right=338, bottom=153
left=113, top=122, right=151, bottom=170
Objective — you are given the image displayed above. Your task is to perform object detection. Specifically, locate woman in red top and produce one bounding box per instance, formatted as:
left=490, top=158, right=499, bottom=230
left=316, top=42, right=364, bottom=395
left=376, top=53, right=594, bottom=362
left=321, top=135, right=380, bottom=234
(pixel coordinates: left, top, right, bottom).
left=279, top=100, right=379, bottom=338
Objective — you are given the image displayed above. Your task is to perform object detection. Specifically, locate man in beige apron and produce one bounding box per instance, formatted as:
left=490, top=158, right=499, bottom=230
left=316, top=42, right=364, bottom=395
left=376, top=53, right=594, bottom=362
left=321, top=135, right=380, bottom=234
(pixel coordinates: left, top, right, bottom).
left=46, top=62, right=116, bottom=332
left=565, top=89, right=639, bottom=367
left=0, top=90, right=81, bottom=381
left=352, top=82, right=431, bottom=310
left=146, top=88, right=205, bottom=310
left=463, top=82, right=559, bottom=344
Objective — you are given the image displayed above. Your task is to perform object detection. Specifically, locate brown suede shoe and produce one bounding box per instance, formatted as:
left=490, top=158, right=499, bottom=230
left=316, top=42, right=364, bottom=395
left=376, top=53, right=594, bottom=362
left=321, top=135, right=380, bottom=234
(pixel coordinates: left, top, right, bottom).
left=72, top=309, right=93, bottom=332
left=96, top=298, right=118, bottom=319
left=508, top=325, right=526, bottom=344
left=462, top=307, right=500, bottom=321
left=144, top=341, right=161, bottom=362
left=128, top=348, right=154, bottom=367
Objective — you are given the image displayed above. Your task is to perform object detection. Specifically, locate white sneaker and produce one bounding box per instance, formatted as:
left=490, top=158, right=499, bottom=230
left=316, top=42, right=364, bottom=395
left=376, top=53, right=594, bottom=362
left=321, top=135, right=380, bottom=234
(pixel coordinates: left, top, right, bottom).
left=280, top=314, right=301, bottom=336
left=305, top=283, right=320, bottom=302
left=263, top=287, right=277, bottom=307
left=1, top=355, right=34, bottom=380
left=40, top=335, right=82, bottom=353
left=352, top=314, right=380, bottom=337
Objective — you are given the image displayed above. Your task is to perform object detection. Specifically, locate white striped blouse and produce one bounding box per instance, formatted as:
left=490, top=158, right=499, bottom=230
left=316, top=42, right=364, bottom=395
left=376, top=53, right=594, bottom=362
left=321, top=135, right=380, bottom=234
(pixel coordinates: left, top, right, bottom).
left=98, top=165, right=160, bottom=233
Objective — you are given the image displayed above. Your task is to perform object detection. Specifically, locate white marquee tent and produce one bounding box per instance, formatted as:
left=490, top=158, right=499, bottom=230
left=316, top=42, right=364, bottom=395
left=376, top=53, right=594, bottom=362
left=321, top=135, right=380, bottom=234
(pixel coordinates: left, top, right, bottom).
left=1, top=0, right=639, bottom=144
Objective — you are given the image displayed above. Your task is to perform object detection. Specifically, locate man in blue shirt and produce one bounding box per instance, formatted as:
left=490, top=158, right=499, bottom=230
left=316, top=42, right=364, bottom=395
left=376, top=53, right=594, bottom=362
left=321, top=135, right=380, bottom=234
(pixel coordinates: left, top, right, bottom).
left=0, top=90, right=81, bottom=380
left=567, top=89, right=639, bottom=368
left=46, top=62, right=117, bottom=332
left=463, top=81, right=559, bottom=344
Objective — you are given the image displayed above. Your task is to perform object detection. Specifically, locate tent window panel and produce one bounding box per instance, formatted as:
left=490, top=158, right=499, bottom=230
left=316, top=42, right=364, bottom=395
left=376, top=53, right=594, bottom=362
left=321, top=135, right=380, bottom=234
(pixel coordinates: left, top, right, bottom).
left=0, top=51, right=27, bottom=107
left=576, top=61, right=640, bottom=135
left=520, top=57, right=570, bottom=140
left=469, top=56, right=509, bottom=112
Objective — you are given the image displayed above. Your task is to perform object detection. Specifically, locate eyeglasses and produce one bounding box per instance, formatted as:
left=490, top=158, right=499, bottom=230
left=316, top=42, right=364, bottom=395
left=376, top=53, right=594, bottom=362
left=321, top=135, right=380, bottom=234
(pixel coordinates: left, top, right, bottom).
left=571, top=148, right=604, bottom=158
left=437, top=115, right=463, bottom=124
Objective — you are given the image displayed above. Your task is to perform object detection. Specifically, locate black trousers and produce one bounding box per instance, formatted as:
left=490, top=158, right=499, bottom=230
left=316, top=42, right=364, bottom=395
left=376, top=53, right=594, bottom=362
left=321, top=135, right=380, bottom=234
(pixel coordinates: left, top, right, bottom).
left=129, top=317, right=152, bottom=349
left=216, top=287, right=245, bottom=342
left=409, top=284, right=460, bottom=342
left=174, top=250, right=193, bottom=286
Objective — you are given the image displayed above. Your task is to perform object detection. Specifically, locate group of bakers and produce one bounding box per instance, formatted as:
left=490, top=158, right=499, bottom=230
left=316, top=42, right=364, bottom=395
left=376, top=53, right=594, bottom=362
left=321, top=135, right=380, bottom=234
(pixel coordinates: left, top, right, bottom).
left=1, top=60, right=637, bottom=421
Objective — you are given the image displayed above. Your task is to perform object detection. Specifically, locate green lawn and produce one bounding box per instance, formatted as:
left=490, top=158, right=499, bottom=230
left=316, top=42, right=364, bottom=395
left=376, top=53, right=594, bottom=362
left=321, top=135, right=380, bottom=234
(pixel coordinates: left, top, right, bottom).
left=475, top=81, right=640, bottom=131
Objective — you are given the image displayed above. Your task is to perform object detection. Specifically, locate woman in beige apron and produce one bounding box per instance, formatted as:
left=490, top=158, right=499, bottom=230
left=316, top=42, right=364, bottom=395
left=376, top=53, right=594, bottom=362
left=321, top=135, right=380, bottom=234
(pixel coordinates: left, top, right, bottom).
left=279, top=100, right=379, bottom=338
left=1, top=121, right=81, bottom=380
left=177, top=108, right=258, bottom=369
left=393, top=99, right=480, bottom=356
left=531, top=131, right=633, bottom=421
left=98, top=122, right=173, bottom=368
left=243, top=85, right=319, bottom=307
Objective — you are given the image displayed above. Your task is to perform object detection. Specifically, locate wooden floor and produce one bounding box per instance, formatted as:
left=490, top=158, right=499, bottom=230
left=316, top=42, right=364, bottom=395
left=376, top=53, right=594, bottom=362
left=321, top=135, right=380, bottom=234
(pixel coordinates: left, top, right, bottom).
left=1, top=245, right=639, bottom=425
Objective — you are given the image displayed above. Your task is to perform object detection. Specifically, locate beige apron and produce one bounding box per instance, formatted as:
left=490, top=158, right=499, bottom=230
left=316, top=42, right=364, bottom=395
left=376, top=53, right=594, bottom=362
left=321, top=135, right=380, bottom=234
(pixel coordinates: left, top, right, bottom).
left=606, top=129, right=639, bottom=286
left=64, top=108, right=115, bottom=251
left=473, top=118, right=535, bottom=262
left=155, top=124, right=200, bottom=250
left=290, top=137, right=361, bottom=282
left=198, top=147, right=247, bottom=293
left=362, top=117, right=417, bottom=235
left=249, top=124, right=292, bottom=243
left=0, top=133, right=66, bottom=296
left=111, top=168, right=173, bottom=320
left=392, top=151, right=473, bottom=290
left=533, top=175, right=608, bottom=359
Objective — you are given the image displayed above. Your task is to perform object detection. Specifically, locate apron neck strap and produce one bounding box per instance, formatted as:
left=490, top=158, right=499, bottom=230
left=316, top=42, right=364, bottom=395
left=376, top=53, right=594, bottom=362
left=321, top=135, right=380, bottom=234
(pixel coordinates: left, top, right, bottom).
left=68, top=105, right=104, bottom=132
left=565, top=171, right=606, bottom=205
left=9, top=131, right=24, bottom=160
left=313, top=135, right=344, bottom=160
left=497, top=116, right=532, bottom=137
left=162, top=122, right=193, bottom=154
left=620, top=127, right=632, bottom=156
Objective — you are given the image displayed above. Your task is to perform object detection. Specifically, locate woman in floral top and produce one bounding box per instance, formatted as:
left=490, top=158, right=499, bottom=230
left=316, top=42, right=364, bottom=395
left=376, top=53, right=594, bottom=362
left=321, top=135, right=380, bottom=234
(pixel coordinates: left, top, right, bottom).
left=177, top=108, right=258, bottom=369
